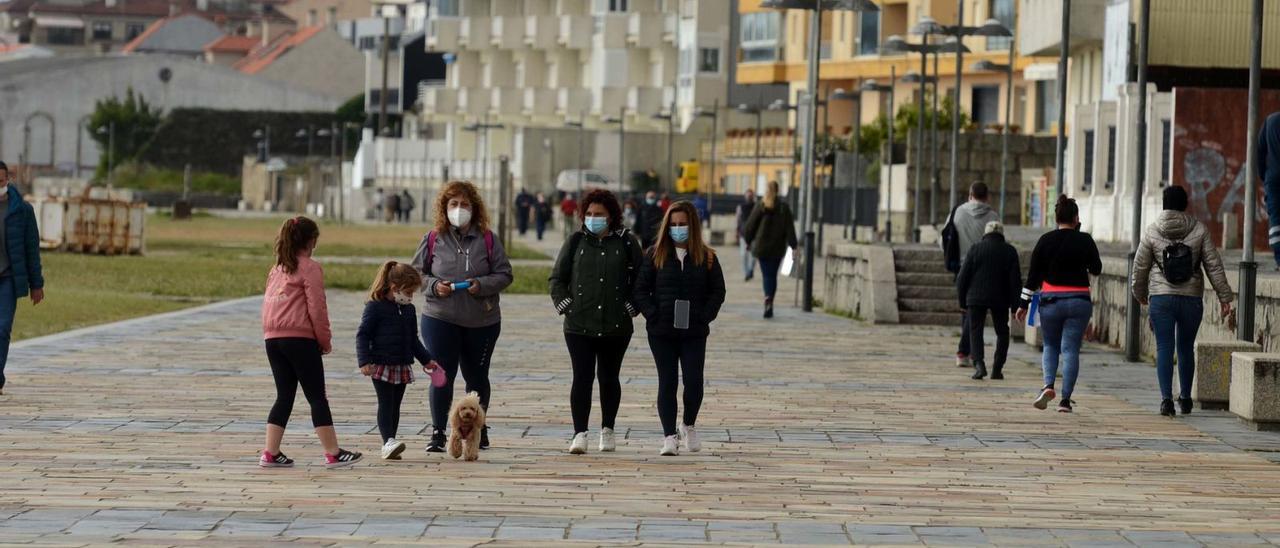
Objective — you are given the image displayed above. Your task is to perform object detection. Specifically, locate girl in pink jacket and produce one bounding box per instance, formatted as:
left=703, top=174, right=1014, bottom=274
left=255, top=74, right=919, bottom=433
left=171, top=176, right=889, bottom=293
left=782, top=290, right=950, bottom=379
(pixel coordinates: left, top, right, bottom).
left=260, top=217, right=362, bottom=469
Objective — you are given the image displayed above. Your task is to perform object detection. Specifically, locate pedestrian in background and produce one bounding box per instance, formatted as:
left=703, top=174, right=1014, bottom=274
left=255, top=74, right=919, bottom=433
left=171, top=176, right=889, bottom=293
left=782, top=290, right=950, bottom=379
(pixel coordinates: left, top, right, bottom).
left=1258, top=112, right=1280, bottom=271
left=560, top=193, right=578, bottom=237
left=635, top=190, right=663, bottom=248
left=736, top=188, right=757, bottom=282
left=534, top=193, right=553, bottom=241
left=515, top=189, right=533, bottom=237
left=399, top=190, right=415, bottom=224
left=942, top=183, right=1000, bottom=368
left=743, top=181, right=797, bottom=319
left=549, top=189, right=642, bottom=454
left=372, top=188, right=385, bottom=221
left=1016, top=195, right=1102, bottom=414
left=623, top=198, right=639, bottom=231
left=955, top=221, right=1021, bottom=381
left=693, top=194, right=710, bottom=225
left=1131, top=185, right=1235, bottom=417
left=384, top=191, right=400, bottom=224
left=0, top=161, right=45, bottom=396
left=634, top=201, right=726, bottom=456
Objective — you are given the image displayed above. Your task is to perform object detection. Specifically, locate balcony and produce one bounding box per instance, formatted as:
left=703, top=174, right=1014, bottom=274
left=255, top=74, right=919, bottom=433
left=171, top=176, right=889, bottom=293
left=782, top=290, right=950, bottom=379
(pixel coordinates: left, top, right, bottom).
left=458, top=88, right=491, bottom=117
left=627, top=87, right=664, bottom=117
left=558, top=15, right=591, bottom=49
left=490, top=16, right=523, bottom=49
left=592, top=88, right=628, bottom=117
left=489, top=87, right=523, bottom=117
left=594, top=13, right=628, bottom=49
left=420, top=87, right=457, bottom=116
left=556, top=88, right=592, bottom=117
left=458, top=16, right=490, bottom=51
left=426, top=17, right=460, bottom=52
left=1019, top=0, right=1105, bottom=57
left=627, top=12, right=662, bottom=49
left=524, top=15, right=557, bottom=49
left=662, top=12, right=677, bottom=43
left=523, top=88, right=557, bottom=117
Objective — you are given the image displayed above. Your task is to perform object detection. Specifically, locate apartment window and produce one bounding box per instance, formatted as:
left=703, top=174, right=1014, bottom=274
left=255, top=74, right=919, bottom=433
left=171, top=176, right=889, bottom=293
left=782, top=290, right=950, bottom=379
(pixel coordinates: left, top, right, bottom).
left=987, top=0, right=1014, bottom=50
left=1082, top=129, right=1095, bottom=191
left=91, top=22, right=111, bottom=41
left=1160, top=119, right=1172, bottom=186
left=595, top=0, right=628, bottom=12
left=125, top=22, right=145, bottom=40
left=436, top=0, right=459, bottom=16
left=972, top=85, right=1000, bottom=126
left=699, top=48, right=720, bottom=73
left=359, top=36, right=377, bottom=50
left=858, top=10, right=879, bottom=56
left=46, top=27, right=84, bottom=45
left=1106, top=126, right=1117, bottom=189
left=327, top=7, right=337, bottom=25
left=369, top=89, right=401, bottom=109
left=307, top=9, right=317, bottom=26
left=740, top=12, right=781, bottom=62
left=1035, top=80, right=1059, bottom=132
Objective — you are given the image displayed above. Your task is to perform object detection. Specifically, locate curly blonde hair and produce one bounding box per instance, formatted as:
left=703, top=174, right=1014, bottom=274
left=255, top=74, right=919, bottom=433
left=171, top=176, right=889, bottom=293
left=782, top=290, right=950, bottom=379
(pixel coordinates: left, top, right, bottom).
left=432, top=180, right=491, bottom=234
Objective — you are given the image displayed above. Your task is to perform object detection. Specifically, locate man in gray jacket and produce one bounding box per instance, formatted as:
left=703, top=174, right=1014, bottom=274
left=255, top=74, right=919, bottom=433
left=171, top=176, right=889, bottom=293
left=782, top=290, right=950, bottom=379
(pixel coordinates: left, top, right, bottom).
left=947, top=182, right=1000, bottom=367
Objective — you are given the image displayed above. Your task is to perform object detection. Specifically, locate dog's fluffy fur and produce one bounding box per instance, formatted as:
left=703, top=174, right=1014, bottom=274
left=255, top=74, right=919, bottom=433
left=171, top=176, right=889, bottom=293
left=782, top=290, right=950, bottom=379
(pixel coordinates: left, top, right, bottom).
left=447, top=392, right=485, bottom=461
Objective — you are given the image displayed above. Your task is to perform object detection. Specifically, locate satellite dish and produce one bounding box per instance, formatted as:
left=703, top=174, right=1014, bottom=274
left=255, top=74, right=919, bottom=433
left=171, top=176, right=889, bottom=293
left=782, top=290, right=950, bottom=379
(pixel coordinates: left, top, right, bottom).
left=159, top=67, right=172, bottom=83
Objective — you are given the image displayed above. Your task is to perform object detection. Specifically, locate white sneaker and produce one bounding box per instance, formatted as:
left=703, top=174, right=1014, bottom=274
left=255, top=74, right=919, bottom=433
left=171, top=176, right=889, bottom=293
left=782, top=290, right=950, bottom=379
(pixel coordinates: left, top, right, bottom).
left=599, top=427, right=616, bottom=452
left=381, top=438, right=406, bottom=460
left=660, top=435, right=679, bottom=456
left=569, top=432, right=588, bottom=454
left=679, top=424, right=701, bottom=452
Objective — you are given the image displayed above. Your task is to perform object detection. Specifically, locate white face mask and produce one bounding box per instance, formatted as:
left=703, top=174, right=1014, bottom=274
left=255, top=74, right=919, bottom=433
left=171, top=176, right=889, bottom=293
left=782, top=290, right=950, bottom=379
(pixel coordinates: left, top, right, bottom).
left=392, top=291, right=413, bottom=305
left=448, top=207, right=472, bottom=228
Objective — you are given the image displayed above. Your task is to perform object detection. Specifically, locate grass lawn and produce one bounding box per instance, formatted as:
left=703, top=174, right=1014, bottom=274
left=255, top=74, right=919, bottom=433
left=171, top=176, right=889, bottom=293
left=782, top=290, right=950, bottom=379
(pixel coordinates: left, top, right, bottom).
left=15, top=214, right=550, bottom=341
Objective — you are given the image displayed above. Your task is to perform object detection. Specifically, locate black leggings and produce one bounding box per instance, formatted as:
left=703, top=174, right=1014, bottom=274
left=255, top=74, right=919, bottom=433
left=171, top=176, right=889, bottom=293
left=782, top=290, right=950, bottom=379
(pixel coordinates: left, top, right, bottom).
left=648, top=334, right=707, bottom=437
left=372, top=379, right=408, bottom=442
left=565, top=332, right=631, bottom=433
left=265, top=338, right=333, bottom=428
left=421, top=316, right=501, bottom=430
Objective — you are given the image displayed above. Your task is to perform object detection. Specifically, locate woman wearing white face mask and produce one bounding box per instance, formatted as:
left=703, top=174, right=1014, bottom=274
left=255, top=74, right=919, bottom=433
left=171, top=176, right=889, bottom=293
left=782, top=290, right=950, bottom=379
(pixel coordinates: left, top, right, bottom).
left=411, top=181, right=514, bottom=453
left=549, top=190, right=643, bottom=454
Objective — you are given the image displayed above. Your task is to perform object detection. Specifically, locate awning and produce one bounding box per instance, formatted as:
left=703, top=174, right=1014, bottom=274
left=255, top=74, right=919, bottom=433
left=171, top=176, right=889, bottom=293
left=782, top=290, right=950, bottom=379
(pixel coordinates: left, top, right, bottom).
left=1024, top=62, right=1058, bottom=82
left=34, top=16, right=86, bottom=29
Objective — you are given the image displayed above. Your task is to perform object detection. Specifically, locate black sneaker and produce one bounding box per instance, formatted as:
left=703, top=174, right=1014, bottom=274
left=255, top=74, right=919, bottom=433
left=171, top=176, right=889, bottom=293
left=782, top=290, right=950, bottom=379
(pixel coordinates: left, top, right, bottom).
left=426, top=429, right=446, bottom=453
left=324, top=448, right=363, bottom=468
left=764, top=300, right=774, bottom=319
left=971, top=361, right=988, bottom=380
left=1179, top=397, right=1193, bottom=415
left=479, top=426, right=491, bottom=450
left=1057, top=399, right=1074, bottom=413
left=1160, top=399, right=1176, bottom=417
left=259, top=450, right=294, bottom=468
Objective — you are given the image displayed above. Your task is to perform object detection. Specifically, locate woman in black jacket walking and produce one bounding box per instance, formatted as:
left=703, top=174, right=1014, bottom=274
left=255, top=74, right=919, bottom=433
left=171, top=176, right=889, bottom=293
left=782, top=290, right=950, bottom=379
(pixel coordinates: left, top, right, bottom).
left=549, top=190, right=643, bottom=454
left=955, top=222, right=1022, bottom=381
left=634, top=201, right=727, bottom=456
left=742, top=181, right=797, bottom=318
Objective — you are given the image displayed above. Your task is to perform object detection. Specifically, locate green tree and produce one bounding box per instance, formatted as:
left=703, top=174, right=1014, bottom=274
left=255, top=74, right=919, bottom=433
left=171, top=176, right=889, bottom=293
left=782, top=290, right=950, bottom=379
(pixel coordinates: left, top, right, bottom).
left=88, top=87, right=163, bottom=182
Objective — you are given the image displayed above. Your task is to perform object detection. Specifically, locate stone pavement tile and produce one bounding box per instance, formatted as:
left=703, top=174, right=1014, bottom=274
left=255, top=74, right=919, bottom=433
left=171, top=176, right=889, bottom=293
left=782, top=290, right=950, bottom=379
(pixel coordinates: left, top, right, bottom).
left=777, top=532, right=853, bottom=545
left=423, top=525, right=497, bottom=539
left=567, top=527, right=638, bottom=541
left=283, top=517, right=362, bottom=537
left=494, top=526, right=566, bottom=540
left=1191, top=532, right=1268, bottom=545
left=1122, top=531, right=1200, bottom=545
left=919, top=535, right=994, bottom=547
left=211, top=518, right=291, bottom=537
left=63, top=518, right=148, bottom=537
left=430, top=516, right=503, bottom=528
left=143, top=510, right=230, bottom=531
left=638, top=524, right=708, bottom=542
left=352, top=517, right=429, bottom=538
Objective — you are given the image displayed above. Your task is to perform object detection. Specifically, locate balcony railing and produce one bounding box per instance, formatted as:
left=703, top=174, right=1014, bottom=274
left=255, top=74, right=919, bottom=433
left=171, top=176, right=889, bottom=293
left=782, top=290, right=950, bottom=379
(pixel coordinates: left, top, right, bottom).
left=524, top=15, right=557, bottom=49
left=704, top=129, right=798, bottom=160
left=626, top=12, right=661, bottom=48
left=490, top=16, right=522, bottom=49
left=458, top=88, right=491, bottom=116
left=459, top=16, right=490, bottom=51
left=556, top=88, right=591, bottom=116
left=523, top=88, right=557, bottom=117
left=594, top=13, right=628, bottom=49
left=558, top=15, right=591, bottom=49
left=426, top=17, right=460, bottom=51
left=489, top=87, right=523, bottom=116
left=420, top=87, right=457, bottom=116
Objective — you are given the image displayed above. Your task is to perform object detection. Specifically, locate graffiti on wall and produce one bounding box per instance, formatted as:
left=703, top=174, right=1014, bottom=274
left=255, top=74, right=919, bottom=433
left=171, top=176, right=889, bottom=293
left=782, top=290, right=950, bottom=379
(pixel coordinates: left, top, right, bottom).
left=1172, top=88, right=1279, bottom=250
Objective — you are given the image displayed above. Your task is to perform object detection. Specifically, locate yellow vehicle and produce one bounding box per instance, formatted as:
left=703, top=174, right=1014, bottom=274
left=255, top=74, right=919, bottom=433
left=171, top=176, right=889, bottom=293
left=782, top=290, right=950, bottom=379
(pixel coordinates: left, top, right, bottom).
left=675, top=160, right=700, bottom=193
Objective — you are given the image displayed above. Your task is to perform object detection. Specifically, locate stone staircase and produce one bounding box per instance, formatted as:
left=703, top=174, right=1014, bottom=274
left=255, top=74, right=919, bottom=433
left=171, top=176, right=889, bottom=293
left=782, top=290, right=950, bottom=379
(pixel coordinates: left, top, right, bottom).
left=893, top=245, right=962, bottom=326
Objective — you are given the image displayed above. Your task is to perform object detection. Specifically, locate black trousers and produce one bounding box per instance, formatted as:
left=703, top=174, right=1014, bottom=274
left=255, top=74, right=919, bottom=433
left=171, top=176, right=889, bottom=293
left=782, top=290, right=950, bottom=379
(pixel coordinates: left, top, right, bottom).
left=421, top=316, right=500, bottom=430
left=966, top=306, right=1010, bottom=370
left=565, top=332, right=631, bottom=434
left=648, top=334, right=707, bottom=437
left=372, top=379, right=408, bottom=442
left=265, top=338, right=333, bottom=428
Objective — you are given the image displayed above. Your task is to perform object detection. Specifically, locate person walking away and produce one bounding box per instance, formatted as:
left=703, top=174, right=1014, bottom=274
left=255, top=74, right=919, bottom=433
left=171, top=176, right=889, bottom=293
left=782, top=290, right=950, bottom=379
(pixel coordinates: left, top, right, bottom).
left=942, top=183, right=1000, bottom=368
left=743, top=181, right=797, bottom=319
left=736, top=189, right=757, bottom=282
left=372, top=188, right=385, bottom=221
left=384, top=191, right=401, bottom=224
left=549, top=189, right=643, bottom=454
left=515, top=189, right=533, bottom=236
left=560, top=193, right=578, bottom=238
left=1132, top=185, right=1235, bottom=417
left=412, top=181, right=514, bottom=453
left=623, top=199, right=639, bottom=231
left=0, top=161, right=45, bottom=396
left=534, top=193, right=553, bottom=241
left=260, top=216, right=362, bottom=468
left=634, top=201, right=726, bottom=456
left=357, top=261, right=440, bottom=459
left=955, top=221, right=1022, bottom=381
left=399, top=190, right=415, bottom=224
left=635, top=191, right=664, bottom=248
left=693, top=194, right=710, bottom=226
left=659, top=193, right=672, bottom=212
left=1258, top=112, right=1280, bottom=270
left=1016, top=196, right=1102, bottom=414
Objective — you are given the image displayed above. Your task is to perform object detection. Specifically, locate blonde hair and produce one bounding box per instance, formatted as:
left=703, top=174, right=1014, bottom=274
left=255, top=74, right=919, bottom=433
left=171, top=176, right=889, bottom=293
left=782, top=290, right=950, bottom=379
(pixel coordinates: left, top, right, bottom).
left=652, top=200, right=716, bottom=270
left=367, top=260, right=423, bottom=302
left=432, top=180, right=491, bottom=234
left=762, top=180, right=780, bottom=210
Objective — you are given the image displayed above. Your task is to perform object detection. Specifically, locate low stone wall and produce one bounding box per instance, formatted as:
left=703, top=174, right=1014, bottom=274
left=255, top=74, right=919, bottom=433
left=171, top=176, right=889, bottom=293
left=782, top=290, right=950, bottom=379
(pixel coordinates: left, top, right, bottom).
left=822, top=243, right=898, bottom=323
left=1089, top=257, right=1280, bottom=354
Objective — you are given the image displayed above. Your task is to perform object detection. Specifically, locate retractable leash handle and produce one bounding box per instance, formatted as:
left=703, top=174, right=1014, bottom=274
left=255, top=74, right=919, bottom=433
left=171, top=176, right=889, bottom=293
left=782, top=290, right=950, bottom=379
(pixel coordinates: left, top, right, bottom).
left=452, top=280, right=472, bottom=290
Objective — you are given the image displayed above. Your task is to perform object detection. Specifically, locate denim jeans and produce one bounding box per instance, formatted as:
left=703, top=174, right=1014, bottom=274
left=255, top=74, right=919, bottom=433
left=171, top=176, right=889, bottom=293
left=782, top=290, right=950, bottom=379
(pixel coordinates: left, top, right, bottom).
left=758, top=257, right=782, bottom=300
left=1039, top=293, right=1092, bottom=399
left=1149, top=295, right=1204, bottom=400
left=739, top=238, right=756, bottom=278
left=0, top=276, right=15, bottom=389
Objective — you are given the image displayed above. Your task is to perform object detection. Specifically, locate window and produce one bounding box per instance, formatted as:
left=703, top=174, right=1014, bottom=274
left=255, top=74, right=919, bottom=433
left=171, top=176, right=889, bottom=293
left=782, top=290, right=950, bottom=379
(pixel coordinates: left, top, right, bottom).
left=972, top=85, right=1000, bottom=126
left=1035, top=80, right=1059, bottom=132
left=436, top=0, right=459, bottom=16
left=46, top=27, right=84, bottom=45
left=858, top=11, right=879, bottom=56
left=125, top=23, right=145, bottom=40
left=307, top=9, right=317, bottom=26
left=740, top=12, right=780, bottom=62
left=92, top=21, right=111, bottom=41
left=595, top=0, right=628, bottom=12
left=699, top=48, right=719, bottom=73
left=1082, top=129, right=1095, bottom=191
left=987, top=0, right=1014, bottom=50
left=359, top=36, right=376, bottom=50
left=1160, top=120, right=1171, bottom=186
left=1106, top=126, right=1117, bottom=188
left=368, top=89, right=401, bottom=109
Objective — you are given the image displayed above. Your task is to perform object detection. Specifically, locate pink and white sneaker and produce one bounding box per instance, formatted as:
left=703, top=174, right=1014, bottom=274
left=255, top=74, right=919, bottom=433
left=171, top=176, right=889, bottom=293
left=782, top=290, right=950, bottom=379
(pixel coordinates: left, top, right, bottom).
left=324, top=448, right=363, bottom=468
left=259, top=450, right=294, bottom=468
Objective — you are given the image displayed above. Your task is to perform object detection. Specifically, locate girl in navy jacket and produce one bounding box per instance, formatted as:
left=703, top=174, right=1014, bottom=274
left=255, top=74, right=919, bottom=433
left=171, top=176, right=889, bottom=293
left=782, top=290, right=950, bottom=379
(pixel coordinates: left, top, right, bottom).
left=357, top=261, right=438, bottom=460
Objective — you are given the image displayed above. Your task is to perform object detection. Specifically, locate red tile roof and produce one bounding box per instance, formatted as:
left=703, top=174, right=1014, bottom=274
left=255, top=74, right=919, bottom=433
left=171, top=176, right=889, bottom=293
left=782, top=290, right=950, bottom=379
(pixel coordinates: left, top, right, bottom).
left=21, top=1, right=294, bottom=24
left=203, top=34, right=259, bottom=53
left=232, top=25, right=322, bottom=75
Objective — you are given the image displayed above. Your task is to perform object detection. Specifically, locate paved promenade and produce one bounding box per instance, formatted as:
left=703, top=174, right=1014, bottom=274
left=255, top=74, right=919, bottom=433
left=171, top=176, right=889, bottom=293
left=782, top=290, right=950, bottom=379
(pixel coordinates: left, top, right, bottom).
left=2, top=235, right=1280, bottom=546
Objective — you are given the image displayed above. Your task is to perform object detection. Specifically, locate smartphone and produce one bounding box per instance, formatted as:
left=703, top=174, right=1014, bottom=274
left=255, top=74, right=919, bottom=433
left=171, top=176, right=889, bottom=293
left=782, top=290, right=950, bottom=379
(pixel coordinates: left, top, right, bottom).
left=452, top=280, right=472, bottom=290
left=673, top=299, right=690, bottom=330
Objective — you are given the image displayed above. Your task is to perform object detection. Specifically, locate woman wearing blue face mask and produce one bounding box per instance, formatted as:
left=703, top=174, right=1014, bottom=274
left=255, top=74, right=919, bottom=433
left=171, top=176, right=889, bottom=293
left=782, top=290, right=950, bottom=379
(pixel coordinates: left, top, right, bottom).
left=549, top=189, right=643, bottom=454
left=634, top=201, right=727, bottom=456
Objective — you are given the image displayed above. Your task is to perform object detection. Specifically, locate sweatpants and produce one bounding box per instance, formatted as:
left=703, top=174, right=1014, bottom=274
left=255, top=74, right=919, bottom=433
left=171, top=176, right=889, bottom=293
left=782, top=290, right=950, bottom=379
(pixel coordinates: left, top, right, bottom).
left=648, top=334, right=707, bottom=437
left=265, top=337, right=333, bottom=428
left=565, top=332, right=632, bottom=434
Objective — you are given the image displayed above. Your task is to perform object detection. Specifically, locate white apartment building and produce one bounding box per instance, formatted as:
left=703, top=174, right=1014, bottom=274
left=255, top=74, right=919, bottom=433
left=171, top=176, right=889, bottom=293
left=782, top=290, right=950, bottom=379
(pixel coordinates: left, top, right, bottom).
left=419, top=0, right=737, bottom=194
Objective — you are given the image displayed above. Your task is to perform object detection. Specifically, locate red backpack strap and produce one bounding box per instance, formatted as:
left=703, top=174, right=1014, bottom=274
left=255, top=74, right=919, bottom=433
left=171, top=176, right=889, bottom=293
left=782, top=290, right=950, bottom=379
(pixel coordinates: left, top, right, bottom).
left=483, top=230, right=495, bottom=263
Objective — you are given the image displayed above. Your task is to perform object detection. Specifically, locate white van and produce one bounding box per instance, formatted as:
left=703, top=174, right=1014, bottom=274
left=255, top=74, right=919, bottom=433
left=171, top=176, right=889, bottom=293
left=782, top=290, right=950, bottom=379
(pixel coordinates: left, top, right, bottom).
left=555, top=170, right=625, bottom=194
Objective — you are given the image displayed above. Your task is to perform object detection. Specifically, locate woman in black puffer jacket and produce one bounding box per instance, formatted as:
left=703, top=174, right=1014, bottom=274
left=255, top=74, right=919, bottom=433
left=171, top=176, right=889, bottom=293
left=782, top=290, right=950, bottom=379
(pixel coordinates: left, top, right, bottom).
left=634, top=201, right=726, bottom=457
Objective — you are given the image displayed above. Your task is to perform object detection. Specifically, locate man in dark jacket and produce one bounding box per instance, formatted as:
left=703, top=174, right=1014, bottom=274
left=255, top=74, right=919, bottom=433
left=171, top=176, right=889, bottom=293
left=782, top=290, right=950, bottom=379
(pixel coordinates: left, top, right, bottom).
left=955, top=221, right=1021, bottom=381
left=1259, top=112, right=1280, bottom=269
left=634, top=191, right=663, bottom=248
left=515, top=189, right=533, bottom=236
left=0, top=161, right=45, bottom=395
left=736, top=189, right=757, bottom=281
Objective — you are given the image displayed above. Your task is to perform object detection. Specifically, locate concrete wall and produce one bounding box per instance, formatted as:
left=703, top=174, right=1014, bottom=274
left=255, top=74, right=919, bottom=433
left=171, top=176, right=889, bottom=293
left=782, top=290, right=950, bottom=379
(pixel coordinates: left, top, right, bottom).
left=822, top=242, right=899, bottom=324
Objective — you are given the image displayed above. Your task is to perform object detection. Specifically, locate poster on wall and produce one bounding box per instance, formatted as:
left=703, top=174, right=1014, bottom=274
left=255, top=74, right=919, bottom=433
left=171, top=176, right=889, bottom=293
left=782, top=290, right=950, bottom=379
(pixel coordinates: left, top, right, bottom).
left=1101, top=0, right=1131, bottom=103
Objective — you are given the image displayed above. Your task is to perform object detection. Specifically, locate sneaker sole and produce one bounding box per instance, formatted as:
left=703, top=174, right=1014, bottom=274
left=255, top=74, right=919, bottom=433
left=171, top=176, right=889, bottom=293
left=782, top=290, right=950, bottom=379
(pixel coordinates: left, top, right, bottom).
left=1057, top=408, right=1073, bottom=414
left=258, top=461, right=293, bottom=468
left=325, top=454, right=363, bottom=469
left=1033, top=389, right=1056, bottom=410
left=660, top=450, right=678, bottom=456
left=599, top=445, right=616, bottom=452
left=569, top=445, right=587, bottom=455
left=382, top=443, right=406, bottom=460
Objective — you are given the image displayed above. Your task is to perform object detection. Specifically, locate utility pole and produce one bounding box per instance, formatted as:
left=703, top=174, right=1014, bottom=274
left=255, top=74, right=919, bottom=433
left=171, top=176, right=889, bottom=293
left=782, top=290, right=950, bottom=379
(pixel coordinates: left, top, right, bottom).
left=1239, top=0, right=1263, bottom=341
left=1055, top=0, right=1071, bottom=195
left=378, top=4, right=393, bottom=135
left=1124, top=0, right=1151, bottom=362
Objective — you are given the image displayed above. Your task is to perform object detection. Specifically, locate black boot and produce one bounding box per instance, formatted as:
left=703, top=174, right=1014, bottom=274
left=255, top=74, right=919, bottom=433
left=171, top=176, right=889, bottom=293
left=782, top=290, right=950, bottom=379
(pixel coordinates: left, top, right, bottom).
left=426, top=428, right=446, bottom=453
left=479, top=426, right=491, bottom=450
left=990, top=366, right=1004, bottom=380
left=763, top=298, right=774, bottom=319
left=1160, top=399, right=1176, bottom=417
left=1178, top=397, right=1193, bottom=415
left=971, top=361, right=988, bottom=380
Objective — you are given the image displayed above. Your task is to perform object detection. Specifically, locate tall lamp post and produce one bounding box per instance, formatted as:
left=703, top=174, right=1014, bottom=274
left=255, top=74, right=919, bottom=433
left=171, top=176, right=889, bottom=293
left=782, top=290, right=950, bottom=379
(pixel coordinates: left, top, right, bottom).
left=462, top=114, right=505, bottom=199
left=862, top=73, right=895, bottom=243
left=652, top=104, right=676, bottom=192
left=885, top=35, right=942, bottom=242
left=760, top=0, right=880, bottom=314
left=974, top=57, right=1016, bottom=220
left=565, top=112, right=587, bottom=196
left=1239, top=0, right=1263, bottom=341
left=604, top=107, right=626, bottom=191
left=910, top=16, right=943, bottom=225
left=695, top=102, right=719, bottom=230
left=1123, top=0, right=1152, bottom=361
left=736, top=103, right=766, bottom=194
left=939, top=17, right=1012, bottom=210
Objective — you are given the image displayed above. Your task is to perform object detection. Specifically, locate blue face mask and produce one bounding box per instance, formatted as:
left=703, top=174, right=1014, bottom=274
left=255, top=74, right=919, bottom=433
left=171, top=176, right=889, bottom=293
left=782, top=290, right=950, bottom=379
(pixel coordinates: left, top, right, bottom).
left=646, top=198, right=657, bottom=206
left=669, top=226, right=690, bottom=244
left=584, top=216, right=608, bottom=234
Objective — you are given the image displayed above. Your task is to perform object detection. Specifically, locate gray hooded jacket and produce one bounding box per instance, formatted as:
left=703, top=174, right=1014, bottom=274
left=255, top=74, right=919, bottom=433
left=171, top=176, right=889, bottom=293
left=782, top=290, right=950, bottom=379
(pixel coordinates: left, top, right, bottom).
left=410, top=225, right=514, bottom=328
left=1132, top=210, right=1232, bottom=303
left=950, top=200, right=1000, bottom=263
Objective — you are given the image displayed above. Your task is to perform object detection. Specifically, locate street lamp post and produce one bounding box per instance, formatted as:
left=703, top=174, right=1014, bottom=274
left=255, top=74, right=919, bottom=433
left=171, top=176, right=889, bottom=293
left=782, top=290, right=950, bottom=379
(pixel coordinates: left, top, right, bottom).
left=1239, top=0, right=1264, bottom=341
left=736, top=103, right=766, bottom=194
left=973, top=56, right=1016, bottom=220
left=565, top=112, right=586, bottom=196
left=652, top=103, right=676, bottom=192
left=1056, top=0, right=1071, bottom=195
left=910, top=16, right=944, bottom=225
left=1123, top=0, right=1152, bottom=361
left=885, top=35, right=941, bottom=242
left=695, top=101, right=720, bottom=230
left=463, top=114, right=505, bottom=200
left=863, top=72, right=895, bottom=243
left=604, top=106, right=626, bottom=192
left=938, top=17, right=1012, bottom=210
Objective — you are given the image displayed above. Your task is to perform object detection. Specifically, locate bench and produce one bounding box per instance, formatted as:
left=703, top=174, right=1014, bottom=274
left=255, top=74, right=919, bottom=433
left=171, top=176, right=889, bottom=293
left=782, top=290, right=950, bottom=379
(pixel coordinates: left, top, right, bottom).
left=1230, top=353, right=1280, bottom=431
left=1193, top=341, right=1262, bottom=409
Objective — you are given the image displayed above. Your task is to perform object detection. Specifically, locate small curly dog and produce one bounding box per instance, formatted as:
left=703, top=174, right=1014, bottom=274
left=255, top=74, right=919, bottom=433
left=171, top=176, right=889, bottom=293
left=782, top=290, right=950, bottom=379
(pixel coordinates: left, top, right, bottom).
left=447, top=392, right=485, bottom=461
